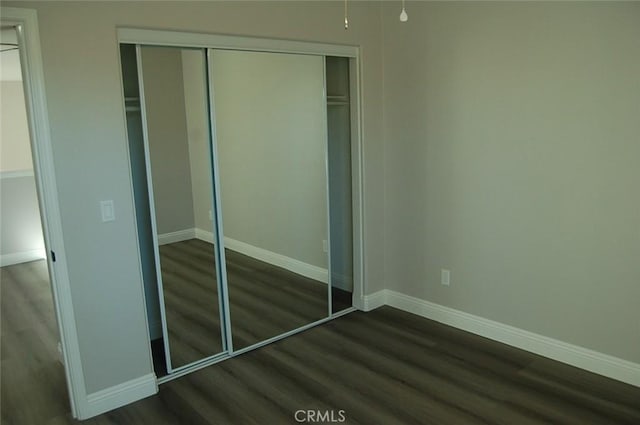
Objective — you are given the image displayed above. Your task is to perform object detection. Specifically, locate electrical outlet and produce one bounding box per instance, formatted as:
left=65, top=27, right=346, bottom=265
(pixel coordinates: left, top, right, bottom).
left=441, top=269, right=450, bottom=286
left=208, top=210, right=213, bottom=221
left=322, top=240, right=328, bottom=253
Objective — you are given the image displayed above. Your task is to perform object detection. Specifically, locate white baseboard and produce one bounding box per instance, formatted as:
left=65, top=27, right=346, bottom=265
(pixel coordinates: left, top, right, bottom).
left=160, top=228, right=329, bottom=284
left=0, top=249, right=46, bottom=267
left=368, top=289, right=640, bottom=388
left=223, top=236, right=329, bottom=284
left=363, top=290, right=387, bottom=312
left=195, top=228, right=215, bottom=244
left=0, top=169, right=34, bottom=179
left=157, top=229, right=195, bottom=246
left=81, top=373, right=157, bottom=419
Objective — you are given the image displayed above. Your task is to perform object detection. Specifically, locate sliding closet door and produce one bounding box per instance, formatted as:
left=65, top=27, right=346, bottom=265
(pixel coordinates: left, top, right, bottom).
left=138, top=46, right=226, bottom=372
left=209, top=50, right=330, bottom=350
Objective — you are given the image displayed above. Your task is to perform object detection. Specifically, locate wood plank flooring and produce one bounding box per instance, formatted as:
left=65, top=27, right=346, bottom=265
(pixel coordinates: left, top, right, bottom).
left=158, top=239, right=331, bottom=369
left=1, top=260, right=71, bottom=425
left=2, top=259, right=640, bottom=424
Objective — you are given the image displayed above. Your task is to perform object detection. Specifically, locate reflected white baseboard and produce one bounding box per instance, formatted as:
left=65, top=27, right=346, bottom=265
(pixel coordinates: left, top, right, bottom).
left=194, top=228, right=214, bottom=244
left=223, top=237, right=328, bottom=284
left=158, top=227, right=329, bottom=283
left=193, top=229, right=329, bottom=284
left=157, top=229, right=195, bottom=245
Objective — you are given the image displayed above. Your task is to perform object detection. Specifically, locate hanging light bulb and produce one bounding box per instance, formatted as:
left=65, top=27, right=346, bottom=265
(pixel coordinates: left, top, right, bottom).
left=344, top=0, right=349, bottom=29
left=400, top=0, right=408, bottom=22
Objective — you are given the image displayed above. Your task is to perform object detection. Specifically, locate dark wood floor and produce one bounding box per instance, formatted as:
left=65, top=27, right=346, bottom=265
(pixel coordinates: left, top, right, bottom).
left=0, top=260, right=70, bottom=425
left=2, top=260, right=640, bottom=424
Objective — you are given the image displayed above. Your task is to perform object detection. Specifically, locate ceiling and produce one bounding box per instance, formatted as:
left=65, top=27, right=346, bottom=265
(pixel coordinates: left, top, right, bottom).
left=1, top=27, right=22, bottom=81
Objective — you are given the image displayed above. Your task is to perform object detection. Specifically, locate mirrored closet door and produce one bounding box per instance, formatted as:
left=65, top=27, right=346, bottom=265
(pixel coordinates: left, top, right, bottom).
left=122, top=44, right=227, bottom=374
left=210, top=50, right=330, bottom=350
left=121, top=36, right=357, bottom=379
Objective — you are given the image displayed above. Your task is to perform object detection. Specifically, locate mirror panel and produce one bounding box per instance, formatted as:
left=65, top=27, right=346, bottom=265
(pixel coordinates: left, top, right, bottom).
left=139, top=46, right=224, bottom=370
left=210, top=49, right=329, bottom=350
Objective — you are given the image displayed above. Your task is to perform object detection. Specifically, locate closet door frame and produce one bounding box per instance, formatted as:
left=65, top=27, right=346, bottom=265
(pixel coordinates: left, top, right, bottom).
left=118, top=28, right=366, bottom=382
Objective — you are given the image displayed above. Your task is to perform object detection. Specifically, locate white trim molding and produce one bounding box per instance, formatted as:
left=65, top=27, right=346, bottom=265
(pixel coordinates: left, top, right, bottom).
left=1, top=6, right=85, bottom=420
left=0, top=169, right=34, bottom=179
left=84, top=374, right=157, bottom=419
left=362, top=290, right=387, bottom=312
left=223, top=236, right=329, bottom=284
left=158, top=229, right=329, bottom=284
left=194, top=227, right=215, bottom=244
left=0, top=249, right=46, bottom=267
left=366, top=289, right=640, bottom=388
left=157, top=228, right=195, bottom=245
left=118, top=28, right=358, bottom=58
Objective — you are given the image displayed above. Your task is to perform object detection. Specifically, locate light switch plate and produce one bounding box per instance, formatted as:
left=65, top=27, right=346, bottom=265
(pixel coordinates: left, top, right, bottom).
left=100, top=200, right=115, bottom=222
left=441, top=269, right=450, bottom=286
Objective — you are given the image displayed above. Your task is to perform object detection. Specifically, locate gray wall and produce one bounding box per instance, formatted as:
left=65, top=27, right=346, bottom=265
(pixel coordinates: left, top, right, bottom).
left=382, top=2, right=640, bottom=363
left=4, top=1, right=385, bottom=394
left=212, top=50, right=328, bottom=269
left=140, top=47, right=195, bottom=235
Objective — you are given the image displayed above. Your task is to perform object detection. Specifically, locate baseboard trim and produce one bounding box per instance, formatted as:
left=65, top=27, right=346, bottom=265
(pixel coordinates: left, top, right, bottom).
left=0, top=249, right=46, bottom=267
left=157, top=229, right=195, bottom=246
left=223, top=236, right=329, bottom=284
left=362, top=290, right=387, bottom=312
left=0, top=169, right=34, bottom=179
left=369, top=289, right=640, bottom=388
left=194, top=228, right=215, bottom=244
left=82, top=373, right=157, bottom=419
left=160, top=229, right=329, bottom=284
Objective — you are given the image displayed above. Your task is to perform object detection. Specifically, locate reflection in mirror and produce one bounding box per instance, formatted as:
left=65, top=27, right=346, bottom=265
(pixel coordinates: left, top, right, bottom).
left=139, top=46, right=224, bottom=370
left=326, top=56, right=354, bottom=314
left=210, top=50, right=329, bottom=350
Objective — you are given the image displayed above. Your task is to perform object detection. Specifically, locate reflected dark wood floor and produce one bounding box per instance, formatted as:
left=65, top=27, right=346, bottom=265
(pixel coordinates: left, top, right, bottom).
left=158, top=238, right=332, bottom=369
left=159, top=240, right=223, bottom=369
left=3, top=260, right=640, bottom=424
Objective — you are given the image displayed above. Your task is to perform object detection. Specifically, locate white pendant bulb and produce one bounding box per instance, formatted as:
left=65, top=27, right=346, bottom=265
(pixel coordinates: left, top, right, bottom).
left=400, top=0, right=408, bottom=23
left=344, top=0, right=349, bottom=30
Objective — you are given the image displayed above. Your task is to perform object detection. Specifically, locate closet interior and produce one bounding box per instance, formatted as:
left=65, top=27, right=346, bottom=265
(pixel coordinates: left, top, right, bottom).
left=119, top=37, right=359, bottom=380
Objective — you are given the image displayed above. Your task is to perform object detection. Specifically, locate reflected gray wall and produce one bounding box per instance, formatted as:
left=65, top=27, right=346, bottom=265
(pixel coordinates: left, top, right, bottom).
left=212, top=50, right=328, bottom=270
left=140, top=47, right=195, bottom=235
left=182, top=50, right=214, bottom=236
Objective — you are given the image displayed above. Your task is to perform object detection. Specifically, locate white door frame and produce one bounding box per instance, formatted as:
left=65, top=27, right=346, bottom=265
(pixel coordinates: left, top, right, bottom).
left=1, top=7, right=86, bottom=419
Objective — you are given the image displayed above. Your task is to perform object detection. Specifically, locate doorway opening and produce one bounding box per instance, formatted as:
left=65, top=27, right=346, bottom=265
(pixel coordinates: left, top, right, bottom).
left=0, top=24, right=71, bottom=423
